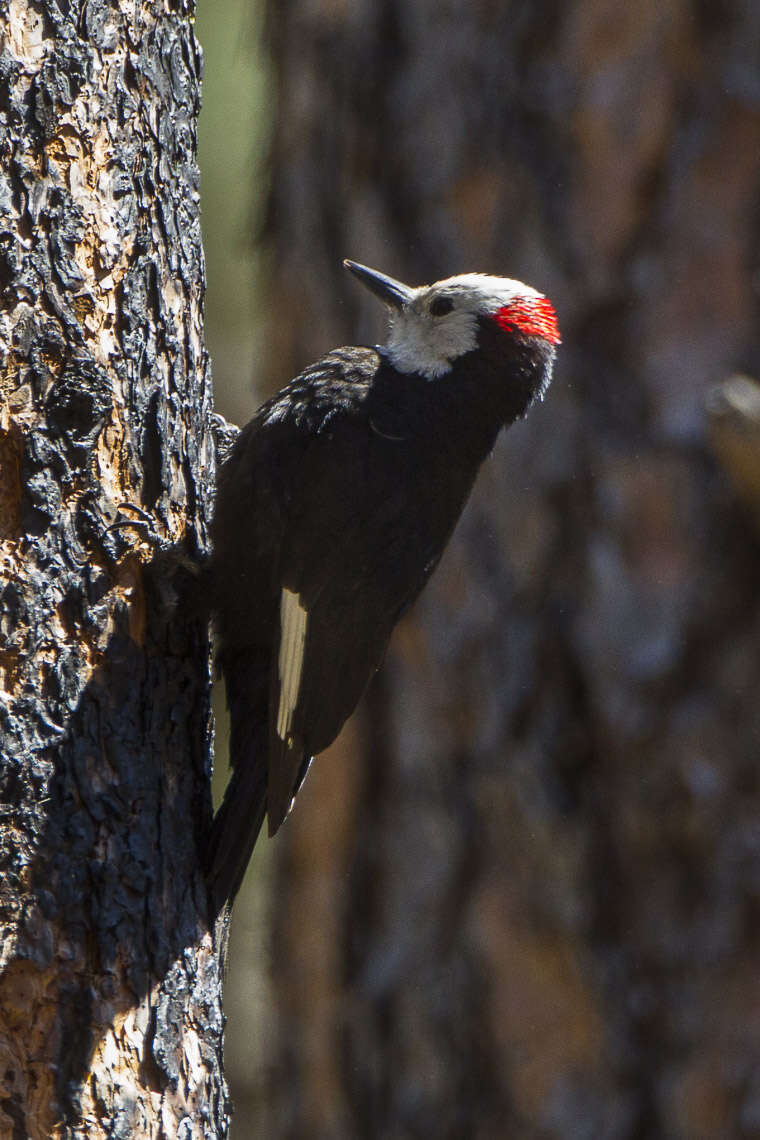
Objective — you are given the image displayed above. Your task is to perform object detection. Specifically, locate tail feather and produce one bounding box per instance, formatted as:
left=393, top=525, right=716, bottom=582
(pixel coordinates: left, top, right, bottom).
left=206, top=653, right=269, bottom=918
left=206, top=742, right=267, bottom=919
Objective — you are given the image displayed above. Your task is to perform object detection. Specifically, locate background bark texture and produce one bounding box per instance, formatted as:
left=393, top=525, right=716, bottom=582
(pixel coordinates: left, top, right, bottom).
left=245, top=1, right=760, bottom=1137
left=0, top=2, right=224, bottom=1136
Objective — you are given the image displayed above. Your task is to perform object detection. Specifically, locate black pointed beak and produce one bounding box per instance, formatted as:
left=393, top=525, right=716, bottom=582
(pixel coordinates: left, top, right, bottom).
left=343, top=260, right=415, bottom=310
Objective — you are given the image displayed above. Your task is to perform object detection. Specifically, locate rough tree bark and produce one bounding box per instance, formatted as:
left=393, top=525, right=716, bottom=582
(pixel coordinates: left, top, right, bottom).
left=0, top=2, right=225, bottom=1136
left=250, top=2, right=760, bottom=1138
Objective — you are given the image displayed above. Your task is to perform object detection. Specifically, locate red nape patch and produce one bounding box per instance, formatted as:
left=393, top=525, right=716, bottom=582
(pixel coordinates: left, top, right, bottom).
left=492, top=297, right=561, bottom=345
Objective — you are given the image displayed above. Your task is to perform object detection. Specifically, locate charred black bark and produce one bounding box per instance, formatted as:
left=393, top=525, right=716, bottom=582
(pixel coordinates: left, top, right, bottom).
left=0, top=1, right=225, bottom=1135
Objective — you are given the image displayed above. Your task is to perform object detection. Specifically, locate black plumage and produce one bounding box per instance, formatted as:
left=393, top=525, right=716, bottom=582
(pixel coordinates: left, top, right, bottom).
left=206, top=262, right=559, bottom=912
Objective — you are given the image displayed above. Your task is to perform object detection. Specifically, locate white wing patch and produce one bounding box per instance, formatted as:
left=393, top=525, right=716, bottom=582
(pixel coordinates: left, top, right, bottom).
left=276, top=588, right=308, bottom=742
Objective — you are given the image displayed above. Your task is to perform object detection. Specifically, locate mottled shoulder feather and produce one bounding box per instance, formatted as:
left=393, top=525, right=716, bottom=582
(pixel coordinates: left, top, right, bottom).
left=255, top=346, right=382, bottom=434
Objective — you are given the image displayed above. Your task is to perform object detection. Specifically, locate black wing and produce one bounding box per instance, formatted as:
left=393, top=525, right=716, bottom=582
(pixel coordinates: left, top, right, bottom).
left=265, top=388, right=463, bottom=831
left=212, top=347, right=479, bottom=837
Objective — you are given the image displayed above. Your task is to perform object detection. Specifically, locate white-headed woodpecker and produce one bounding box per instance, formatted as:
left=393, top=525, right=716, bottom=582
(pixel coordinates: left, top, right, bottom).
left=207, top=260, right=560, bottom=911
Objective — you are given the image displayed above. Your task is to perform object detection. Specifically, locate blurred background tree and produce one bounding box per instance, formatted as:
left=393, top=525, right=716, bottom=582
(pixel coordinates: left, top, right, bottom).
left=194, top=0, right=273, bottom=1130
left=197, top=1, right=760, bottom=1136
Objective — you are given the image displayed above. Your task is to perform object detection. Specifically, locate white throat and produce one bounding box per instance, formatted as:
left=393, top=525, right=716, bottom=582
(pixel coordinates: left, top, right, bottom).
left=386, top=309, right=479, bottom=380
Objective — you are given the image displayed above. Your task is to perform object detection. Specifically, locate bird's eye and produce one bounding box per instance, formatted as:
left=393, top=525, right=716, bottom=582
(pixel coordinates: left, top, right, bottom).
left=429, top=295, right=454, bottom=317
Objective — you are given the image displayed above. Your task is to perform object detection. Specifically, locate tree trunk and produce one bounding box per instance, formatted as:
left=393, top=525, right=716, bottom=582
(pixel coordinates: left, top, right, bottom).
left=0, top=2, right=225, bottom=1136
left=254, top=2, right=760, bottom=1137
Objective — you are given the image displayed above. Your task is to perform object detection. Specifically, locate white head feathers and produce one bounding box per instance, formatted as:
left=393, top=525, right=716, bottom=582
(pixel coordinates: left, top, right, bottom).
left=385, top=274, right=553, bottom=380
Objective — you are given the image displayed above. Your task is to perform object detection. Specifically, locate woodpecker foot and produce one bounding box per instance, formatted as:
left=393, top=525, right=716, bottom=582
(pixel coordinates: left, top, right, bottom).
left=210, top=412, right=240, bottom=465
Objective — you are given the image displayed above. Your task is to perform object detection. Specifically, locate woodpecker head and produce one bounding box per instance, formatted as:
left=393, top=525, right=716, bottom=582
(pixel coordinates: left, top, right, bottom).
left=344, top=260, right=560, bottom=407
